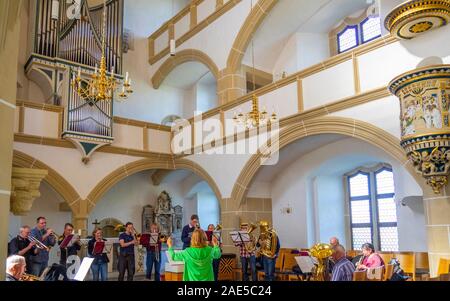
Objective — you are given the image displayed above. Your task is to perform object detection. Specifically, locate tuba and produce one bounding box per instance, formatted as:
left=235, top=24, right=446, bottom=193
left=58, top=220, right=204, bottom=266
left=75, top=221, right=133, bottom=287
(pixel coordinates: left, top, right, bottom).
left=20, top=273, right=41, bottom=281
left=309, top=243, right=334, bottom=281
left=257, top=221, right=278, bottom=259
left=244, top=223, right=258, bottom=253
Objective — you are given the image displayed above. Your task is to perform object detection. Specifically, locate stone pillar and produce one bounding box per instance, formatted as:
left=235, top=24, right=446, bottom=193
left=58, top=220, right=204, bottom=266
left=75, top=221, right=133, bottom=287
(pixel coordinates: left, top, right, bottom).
left=72, top=214, right=89, bottom=238
left=423, top=185, right=450, bottom=277
left=10, top=168, right=48, bottom=215
left=220, top=197, right=272, bottom=256
left=0, top=0, right=23, bottom=281
left=217, top=67, right=247, bottom=105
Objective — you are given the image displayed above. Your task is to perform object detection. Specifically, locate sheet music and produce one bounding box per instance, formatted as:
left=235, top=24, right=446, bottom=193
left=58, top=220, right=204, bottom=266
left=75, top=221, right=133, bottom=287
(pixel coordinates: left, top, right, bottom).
left=165, top=250, right=184, bottom=265
left=229, top=231, right=251, bottom=244
left=74, top=257, right=95, bottom=281
left=149, top=233, right=159, bottom=246
left=295, top=256, right=316, bottom=273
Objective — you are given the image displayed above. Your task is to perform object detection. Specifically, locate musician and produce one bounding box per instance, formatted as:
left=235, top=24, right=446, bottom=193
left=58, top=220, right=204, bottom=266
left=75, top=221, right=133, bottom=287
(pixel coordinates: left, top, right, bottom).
left=356, top=243, right=385, bottom=270
left=8, top=226, right=36, bottom=273
left=329, top=237, right=340, bottom=247
left=206, top=224, right=222, bottom=281
left=167, top=229, right=221, bottom=281
left=58, top=223, right=81, bottom=267
left=6, top=255, right=27, bottom=281
left=234, top=223, right=257, bottom=281
left=88, top=228, right=109, bottom=281
left=330, top=245, right=354, bottom=281
left=144, top=223, right=162, bottom=281
left=30, top=216, right=56, bottom=276
left=118, top=222, right=136, bottom=281
left=181, top=214, right=199, bottom=250
left=257, top=221, right=280, bottom=282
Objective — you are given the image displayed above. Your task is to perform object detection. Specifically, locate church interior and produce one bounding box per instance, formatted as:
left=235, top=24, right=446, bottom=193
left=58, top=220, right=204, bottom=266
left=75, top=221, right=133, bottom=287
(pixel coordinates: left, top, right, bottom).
left=1, top=0, right=450, bottom=282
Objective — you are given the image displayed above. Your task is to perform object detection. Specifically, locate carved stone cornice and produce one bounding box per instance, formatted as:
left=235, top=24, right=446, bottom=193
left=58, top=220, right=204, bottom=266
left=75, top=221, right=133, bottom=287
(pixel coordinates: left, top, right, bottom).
left=10, top=167, right=48, bottom=216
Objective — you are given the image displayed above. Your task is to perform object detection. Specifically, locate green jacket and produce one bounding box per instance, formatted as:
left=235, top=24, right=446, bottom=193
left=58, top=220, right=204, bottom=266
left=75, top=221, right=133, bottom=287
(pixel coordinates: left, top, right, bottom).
left=168, top=246, right=221, bottom=281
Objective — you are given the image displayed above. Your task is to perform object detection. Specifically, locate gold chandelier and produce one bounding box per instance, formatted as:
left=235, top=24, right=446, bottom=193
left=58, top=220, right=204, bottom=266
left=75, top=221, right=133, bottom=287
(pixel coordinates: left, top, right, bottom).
left=233, top=0, right=277, bottom=129
left=72, top=0, right=132, bottom=102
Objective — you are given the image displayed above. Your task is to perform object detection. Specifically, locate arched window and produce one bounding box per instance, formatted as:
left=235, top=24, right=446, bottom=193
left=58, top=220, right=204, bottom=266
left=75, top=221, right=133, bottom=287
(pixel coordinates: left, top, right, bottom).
left=345, top=164, right=398, bottom=251
left=361, top=16, right=382, bottom=43
left=330, top=10, right=382, bottom=55
left=338, top=25, right=359, bottom=53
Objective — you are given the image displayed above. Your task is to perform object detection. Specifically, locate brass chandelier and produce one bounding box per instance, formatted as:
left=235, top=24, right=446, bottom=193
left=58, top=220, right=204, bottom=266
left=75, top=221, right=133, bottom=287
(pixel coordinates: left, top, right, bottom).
left=233, top=1, right=277, bottom=129
left=72, top=0, right=132, bottom=102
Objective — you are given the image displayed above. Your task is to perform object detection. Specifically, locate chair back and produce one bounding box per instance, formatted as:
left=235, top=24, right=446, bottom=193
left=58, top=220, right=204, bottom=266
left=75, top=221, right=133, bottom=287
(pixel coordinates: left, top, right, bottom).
left=378, top=252, right=394, bottom=266
left=384, top=264, right=394, bottom=281
left=353, top=270, right=367, bottom=281
left=415, top=252, right=429, bottom=270
left=282, top=253, right=298, bottom=272
left=366, top=266, right=384, bottom=281
left=346, top=250, right=359, bottom=259
left=394, top=252, right=415, bottom=280
left=438, top=258, right=450, bottom=276
left=275, top=252, right=285, bottom=270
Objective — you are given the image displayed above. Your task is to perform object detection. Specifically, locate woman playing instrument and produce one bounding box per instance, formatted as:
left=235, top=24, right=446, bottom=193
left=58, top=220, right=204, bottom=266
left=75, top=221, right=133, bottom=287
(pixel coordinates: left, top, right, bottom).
left=356, top=243, right=385, bottom=270
left=167, top=229, right=221, bottom=281
left=88, top=228, right=109, bottom=281
left=145, top=223, right=162, bottom=281
left=206, top=224, right=222, bottom=281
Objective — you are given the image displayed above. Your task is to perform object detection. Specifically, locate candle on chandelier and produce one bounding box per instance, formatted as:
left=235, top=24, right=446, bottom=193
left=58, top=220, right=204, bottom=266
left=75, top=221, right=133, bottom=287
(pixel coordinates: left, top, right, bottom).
left=77, top=67, right=81, bottom=78
left=78, top=229, right=81, bottom=236
left=111, top=66, right=115, bottom=77
left=95, top=64, right=98, bottom=75
left=125, top=72, right=129, bottom=82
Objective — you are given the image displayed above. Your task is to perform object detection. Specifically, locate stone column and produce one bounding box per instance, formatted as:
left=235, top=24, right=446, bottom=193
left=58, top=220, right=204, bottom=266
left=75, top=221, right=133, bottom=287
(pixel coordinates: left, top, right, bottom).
left=0, top=0, right=23, bottom=280
left=423, top=185, right=450, bottom=277
left=217, top=67, right=247, bottom=105
left=72, top=214, right=89, bottom=238
left=10, top=168, right=48, bottom=215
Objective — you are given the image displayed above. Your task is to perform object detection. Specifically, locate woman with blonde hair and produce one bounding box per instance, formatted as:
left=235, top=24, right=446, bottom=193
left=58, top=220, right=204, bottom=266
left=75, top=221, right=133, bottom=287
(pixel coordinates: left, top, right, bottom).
left=167, top=229, right=221, bottom=281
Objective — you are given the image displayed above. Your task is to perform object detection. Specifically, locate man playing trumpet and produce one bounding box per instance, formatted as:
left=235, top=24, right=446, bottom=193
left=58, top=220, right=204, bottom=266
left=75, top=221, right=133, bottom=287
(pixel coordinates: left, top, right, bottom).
left=30, top=216, right=56, bottom=276
left=144, top=223, right=162, bottom=281
left=118, top=222, right=137, bottom=281
left=8, top=226, right=36, bottom=274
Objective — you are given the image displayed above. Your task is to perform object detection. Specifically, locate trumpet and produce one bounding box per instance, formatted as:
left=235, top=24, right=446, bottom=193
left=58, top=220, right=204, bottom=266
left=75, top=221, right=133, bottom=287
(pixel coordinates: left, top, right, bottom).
left=28, top=236, right=49, bottom=251
left=159, top=234, right=169, bottom=243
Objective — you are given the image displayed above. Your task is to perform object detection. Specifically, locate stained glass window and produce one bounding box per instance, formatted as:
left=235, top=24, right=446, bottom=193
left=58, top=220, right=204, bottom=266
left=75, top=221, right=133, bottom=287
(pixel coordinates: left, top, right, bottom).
left=348, top=166, right=398, bottom=251
left=338, top=25, right=358, bottom=53
left=361, top=16, right=382, bottom=43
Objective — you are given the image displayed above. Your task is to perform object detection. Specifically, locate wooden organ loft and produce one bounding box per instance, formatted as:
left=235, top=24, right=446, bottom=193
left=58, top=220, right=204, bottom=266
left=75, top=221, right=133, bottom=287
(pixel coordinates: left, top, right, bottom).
left=25, top=0, right=124, bottom=162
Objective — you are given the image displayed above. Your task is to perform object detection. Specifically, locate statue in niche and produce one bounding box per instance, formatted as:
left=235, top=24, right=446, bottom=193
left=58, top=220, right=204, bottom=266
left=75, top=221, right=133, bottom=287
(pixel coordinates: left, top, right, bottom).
left=156, top=191, right=173, bottom=214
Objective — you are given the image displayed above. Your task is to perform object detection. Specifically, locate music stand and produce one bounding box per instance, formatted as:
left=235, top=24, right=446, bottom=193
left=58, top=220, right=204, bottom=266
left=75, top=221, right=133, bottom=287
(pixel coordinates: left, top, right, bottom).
left=165, top=250, right=184, bottom=265
left=229, top=231, right=251, bottom=245
left=74, top=257, right=94, bottom=281
left=93, top=241, right=105, bottom=255
left=149, top=233, right=159, bottom=246
left=295, top=256, right=316, bottom=274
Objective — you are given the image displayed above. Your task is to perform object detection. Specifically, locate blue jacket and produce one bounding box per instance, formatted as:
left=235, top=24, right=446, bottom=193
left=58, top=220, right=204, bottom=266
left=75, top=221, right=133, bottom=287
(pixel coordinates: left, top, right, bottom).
left=30, top=227, right=56, bottom=263
left=181, top=224, right=195, bottom=250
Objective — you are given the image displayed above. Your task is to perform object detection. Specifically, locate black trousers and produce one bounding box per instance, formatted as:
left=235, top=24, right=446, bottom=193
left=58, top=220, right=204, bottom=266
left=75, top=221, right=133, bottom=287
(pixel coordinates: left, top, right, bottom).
left=118, top=254, right=135, bottom=281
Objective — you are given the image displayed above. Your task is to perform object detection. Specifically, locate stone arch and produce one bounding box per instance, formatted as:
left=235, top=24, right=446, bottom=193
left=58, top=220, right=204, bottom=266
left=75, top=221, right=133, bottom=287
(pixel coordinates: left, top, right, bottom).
left=86, top=158, right=223, bottom=213
left=151, top=49, right=219, bottom=89
left=12, top=150, right=80, bottom=213
left=229, top=116, right=424, bottom=208
left=226, top=0, right=278, bottom=74
left=95, top=217, right=124, bottom=238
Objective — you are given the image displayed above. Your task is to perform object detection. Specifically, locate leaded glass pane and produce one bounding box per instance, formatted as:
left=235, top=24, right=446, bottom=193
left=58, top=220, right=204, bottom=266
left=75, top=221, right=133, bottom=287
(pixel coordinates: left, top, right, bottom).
left=379, top=227, right=399, bottom=251
left=362, top=17, right=381, bottom=43
left=376, top=169, right=394, bottom=195
left=377, top=197, right=397, bottom=223
left=349, top=173, right=369, bottom=197
left=352, top=227, right=372, bottom=250
left=338, top=26, right=358, bottom=53
left=351, top=200, right=371, bottom=224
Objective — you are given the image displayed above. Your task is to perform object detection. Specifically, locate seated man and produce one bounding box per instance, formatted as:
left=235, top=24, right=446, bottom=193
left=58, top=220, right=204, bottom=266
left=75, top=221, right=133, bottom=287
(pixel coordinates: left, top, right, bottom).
left=330, top=245, right=354, bottom=281
left=6, top=255, right=27, bottom=281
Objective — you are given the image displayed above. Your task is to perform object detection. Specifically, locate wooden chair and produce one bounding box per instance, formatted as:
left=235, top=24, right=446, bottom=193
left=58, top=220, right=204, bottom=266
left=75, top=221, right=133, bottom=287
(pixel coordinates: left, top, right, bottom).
left=366, top=266, right=384, bottom=281
left=394, top=252, right=415, bottom=281
left=383, top=264, right=394, bottom=281
left=353, top=270, right=367, bottom=281
left=415, top=252, right=429, bottom=276
left=437, top=258, right=450, bottom=276
left=346, top=250, right=359, bottom=259
left=279, top=253, right=300, bottom=280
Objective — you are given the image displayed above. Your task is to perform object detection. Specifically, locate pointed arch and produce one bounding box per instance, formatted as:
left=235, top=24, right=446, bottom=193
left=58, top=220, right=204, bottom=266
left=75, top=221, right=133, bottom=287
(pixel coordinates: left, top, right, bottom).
left=229, top=116, right=424, bottom=208
left=226, top=0, right=278, bottom=74
left=151, top=49, right=219, bottom=89
left=12, top=150, right=81, bottom=213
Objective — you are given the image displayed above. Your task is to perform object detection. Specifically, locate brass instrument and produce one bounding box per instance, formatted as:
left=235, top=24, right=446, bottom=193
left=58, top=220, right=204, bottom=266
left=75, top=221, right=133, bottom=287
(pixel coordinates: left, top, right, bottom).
left=212, top=224, right=222, bottom=242
left=20, top=273, right=41, bottom=281
left=355, top=254, right=364, bottom=269
left=28, top=236, right=50, bottom=251
left=257, top=221, right=278, bottom=259
left=159, top=234, right=169, bottom=243
left=309, top=243, right=334, bottom=281
left=244, top=223, right=258, bottom=253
